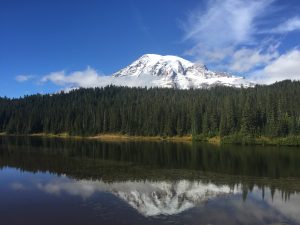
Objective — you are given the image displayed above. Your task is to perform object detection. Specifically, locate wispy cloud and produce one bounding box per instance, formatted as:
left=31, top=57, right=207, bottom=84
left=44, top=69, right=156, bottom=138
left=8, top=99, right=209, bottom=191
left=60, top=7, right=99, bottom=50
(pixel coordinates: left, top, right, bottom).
left=182, top=0, right=300, bottom=77
left=183, top=0, right=273, bottom=62
left=268, top=16, right=300, bottom=33
left=15, top=75, right=34, bottom=82
left=229, top=40, right=280, bottom=73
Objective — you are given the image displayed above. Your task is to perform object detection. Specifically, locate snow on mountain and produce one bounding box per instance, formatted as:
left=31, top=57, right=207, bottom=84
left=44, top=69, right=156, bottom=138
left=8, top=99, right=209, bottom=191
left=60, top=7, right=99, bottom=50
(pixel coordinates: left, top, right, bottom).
left=37, top=178, right=240, bottom=217
left=111, top=54, right=254, bottom=89
left=111, top=180, right=239, bottom=216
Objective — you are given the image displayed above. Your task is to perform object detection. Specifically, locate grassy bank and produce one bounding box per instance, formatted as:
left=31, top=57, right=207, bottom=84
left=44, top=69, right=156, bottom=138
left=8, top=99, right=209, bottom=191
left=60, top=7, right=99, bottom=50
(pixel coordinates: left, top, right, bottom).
left=0, top=132, right=192, bottom=142
left=1, top=132, right=300, bottom=146
left=193, top=134, right=300, bottom=146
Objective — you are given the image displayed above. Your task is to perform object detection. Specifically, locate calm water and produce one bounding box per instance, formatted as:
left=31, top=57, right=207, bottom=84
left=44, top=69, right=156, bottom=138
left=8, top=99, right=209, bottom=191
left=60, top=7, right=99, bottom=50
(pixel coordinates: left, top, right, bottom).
left=0, top=137, right=300, bottom=225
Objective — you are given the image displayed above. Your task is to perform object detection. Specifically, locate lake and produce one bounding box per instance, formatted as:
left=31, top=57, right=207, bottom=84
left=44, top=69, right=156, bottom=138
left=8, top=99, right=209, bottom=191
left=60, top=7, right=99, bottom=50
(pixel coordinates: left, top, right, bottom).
left=0, top=136, right=300, bottom=225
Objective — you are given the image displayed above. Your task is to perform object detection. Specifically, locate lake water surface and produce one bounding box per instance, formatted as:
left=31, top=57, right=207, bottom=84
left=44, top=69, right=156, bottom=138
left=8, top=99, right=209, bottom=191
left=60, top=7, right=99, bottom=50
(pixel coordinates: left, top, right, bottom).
left=0, top=136, right=300, bottom=225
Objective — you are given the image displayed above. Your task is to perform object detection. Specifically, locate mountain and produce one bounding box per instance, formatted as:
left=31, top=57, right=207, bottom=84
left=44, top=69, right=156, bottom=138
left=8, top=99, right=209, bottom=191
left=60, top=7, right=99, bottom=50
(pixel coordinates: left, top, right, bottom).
left=111, top=54, right=253, bottom=89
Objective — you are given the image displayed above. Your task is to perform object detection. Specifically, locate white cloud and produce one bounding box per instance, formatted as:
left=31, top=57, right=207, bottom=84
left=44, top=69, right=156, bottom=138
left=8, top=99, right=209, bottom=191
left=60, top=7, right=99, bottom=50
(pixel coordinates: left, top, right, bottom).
left=40, top=67, right=166, bottom=89
left=182, top=0, right=300, bottom=77
left=15, top=75, right=34, bottom=82
left=183, top=0, right=273, bottom=62
left=269, top=16, right=300, bottom=33
left=250, top=49, right=300, bottom=83
left=41, top=67, right=106, bottom=88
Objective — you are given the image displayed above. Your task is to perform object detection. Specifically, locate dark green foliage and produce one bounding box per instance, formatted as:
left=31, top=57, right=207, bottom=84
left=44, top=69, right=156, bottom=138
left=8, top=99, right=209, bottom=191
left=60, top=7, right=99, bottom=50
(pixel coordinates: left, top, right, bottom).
left=0, top=80, right=300, bottom=137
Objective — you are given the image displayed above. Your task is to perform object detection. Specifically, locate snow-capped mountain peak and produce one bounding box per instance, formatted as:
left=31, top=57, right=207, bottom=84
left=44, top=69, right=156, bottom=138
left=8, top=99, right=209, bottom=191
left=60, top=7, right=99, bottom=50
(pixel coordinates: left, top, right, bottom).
left=111, top=54, right=253, bottom=89
left=113, top=54, right=196, bottom=78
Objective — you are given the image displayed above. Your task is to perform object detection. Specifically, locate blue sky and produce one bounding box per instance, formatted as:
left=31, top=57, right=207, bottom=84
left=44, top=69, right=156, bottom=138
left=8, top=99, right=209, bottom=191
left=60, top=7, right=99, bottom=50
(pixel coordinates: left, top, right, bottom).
left=1, top=0, right=300, bottom=97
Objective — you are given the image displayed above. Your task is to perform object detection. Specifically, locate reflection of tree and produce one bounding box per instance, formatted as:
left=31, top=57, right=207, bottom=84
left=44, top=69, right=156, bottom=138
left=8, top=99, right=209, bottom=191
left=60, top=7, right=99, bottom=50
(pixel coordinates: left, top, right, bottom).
left=1, top=136, right=300, bottom=200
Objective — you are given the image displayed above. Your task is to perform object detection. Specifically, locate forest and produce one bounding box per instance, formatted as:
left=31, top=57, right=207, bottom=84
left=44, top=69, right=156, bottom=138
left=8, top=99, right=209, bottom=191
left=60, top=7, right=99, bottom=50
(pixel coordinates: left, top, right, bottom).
left=0, top=80, right=300, bottom=143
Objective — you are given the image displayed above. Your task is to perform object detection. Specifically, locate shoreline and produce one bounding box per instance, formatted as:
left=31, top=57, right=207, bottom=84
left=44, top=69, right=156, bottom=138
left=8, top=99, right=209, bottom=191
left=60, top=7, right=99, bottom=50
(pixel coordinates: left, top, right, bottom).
left=0, top=132, right=300, bottom=146
left=0, top=132, right=193, bottom=142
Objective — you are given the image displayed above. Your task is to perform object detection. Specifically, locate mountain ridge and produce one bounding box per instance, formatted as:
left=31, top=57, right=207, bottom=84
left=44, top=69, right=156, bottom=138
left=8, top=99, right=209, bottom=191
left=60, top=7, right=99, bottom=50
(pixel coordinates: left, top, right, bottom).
left=110, top=54, right=254, bottom=89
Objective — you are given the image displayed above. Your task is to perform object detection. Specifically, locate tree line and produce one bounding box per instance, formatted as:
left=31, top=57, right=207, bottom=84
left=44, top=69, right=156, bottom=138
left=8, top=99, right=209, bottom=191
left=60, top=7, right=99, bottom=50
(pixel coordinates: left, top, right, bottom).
left=0, top=80, right=300, bottom=137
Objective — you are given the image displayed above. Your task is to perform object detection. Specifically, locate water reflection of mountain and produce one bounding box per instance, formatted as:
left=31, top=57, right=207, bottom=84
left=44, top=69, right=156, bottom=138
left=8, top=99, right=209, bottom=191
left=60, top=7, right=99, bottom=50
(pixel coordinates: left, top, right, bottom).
left=1, top=136, right=300, bottom=198
left=9, top=176, right=300, bottom=223
left=36, top=178, right=239, bottom=216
